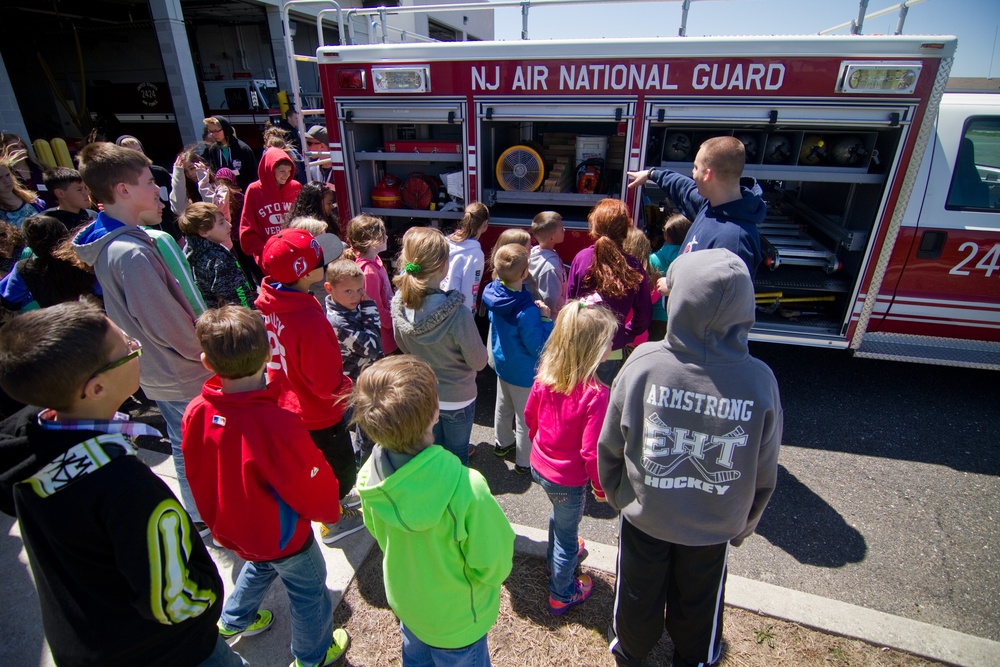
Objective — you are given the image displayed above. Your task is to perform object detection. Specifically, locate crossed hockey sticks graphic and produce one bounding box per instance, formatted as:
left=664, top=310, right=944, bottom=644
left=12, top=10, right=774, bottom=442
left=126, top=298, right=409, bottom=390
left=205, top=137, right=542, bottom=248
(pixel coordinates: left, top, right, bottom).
left=642, top=413, right=743, bottom=484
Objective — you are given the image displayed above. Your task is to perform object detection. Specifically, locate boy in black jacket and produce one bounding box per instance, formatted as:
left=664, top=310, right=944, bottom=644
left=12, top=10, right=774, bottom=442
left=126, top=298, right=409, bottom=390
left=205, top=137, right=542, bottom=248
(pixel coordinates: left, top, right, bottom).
left=0, top=301, right=244, bottom=667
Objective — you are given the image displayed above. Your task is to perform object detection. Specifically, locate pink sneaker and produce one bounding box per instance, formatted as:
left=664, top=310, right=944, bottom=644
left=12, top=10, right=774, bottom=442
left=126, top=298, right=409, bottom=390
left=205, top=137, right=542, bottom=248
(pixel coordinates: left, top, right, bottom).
left=548, top=574, right=593, bottom=616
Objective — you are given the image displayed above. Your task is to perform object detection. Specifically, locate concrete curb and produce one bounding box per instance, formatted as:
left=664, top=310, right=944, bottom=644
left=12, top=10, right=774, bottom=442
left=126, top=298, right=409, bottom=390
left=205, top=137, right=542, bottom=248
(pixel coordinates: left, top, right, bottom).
left=509, top=523, right=1000, bottom=667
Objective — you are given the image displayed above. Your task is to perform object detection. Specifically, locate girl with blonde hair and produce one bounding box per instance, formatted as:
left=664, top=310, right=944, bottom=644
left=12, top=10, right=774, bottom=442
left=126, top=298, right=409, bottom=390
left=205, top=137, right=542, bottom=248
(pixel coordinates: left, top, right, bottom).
left=567, top=199, right=650, bottom=384
left=391, top=227, right=488, bottom=465
left=0, top=149, right=45, bottom=228
left=525, top=298, right=618, bottom=615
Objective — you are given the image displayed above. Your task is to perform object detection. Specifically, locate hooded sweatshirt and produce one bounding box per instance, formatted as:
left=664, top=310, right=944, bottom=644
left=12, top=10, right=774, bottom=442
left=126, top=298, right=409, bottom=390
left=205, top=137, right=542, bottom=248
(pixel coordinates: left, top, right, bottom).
left=202, top=116, right=257, bottom=191
left=255, top=279, right=352, bottom=429
left=391, top=289, right=488, bottom=405
left=182, top=377, right=340, bottom=561
left=357, top=444, right=514, bottom=648
left=72, top=213, right=211, bottom=401
left=183, top=234, right=257, bottom=309
left=239, top=148, right=303, bottom=264
left=481, top=279, right=553, bottom=388
left=648, top=168, right=766, bottom=275
left=598, top=248, right=782, bottom=547
left=0, top=406, right=223, bottom=666
left=440, top=237, right=484, bottom=311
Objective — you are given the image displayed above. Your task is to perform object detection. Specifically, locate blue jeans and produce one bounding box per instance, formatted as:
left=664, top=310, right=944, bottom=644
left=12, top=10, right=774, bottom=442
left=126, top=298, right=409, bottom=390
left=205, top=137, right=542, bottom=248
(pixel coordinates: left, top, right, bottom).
left=432, top=401, right=476, bottom=466
left=531, top=469, right=587, bottom=602
left=400, top=622, right=490, bottom=667
left=220, top=539, right=334, bottom=666
left=197, top=636, right=249, bottom=666
left=155, top=398, right=200, bottom=524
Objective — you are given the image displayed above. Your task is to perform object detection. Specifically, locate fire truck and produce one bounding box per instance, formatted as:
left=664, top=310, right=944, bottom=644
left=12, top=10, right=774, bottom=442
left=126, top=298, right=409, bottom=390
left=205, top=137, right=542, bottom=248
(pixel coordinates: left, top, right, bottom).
left=288, top=19, right=998, bottom=369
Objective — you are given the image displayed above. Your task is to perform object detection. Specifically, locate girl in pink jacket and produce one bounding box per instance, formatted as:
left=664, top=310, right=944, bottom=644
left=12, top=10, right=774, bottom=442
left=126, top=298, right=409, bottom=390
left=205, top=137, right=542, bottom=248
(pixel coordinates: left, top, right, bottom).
left=524, top=296, right=617, bottom=616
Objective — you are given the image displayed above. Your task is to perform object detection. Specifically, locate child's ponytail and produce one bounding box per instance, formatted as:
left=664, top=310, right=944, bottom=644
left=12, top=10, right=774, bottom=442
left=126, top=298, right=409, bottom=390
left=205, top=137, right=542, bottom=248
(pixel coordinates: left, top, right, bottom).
left=392, top=227, right=449, bottom=310
left=582, top=199, right=643, bottom=299
left=535, top=297, right=618, bottom=393
left=449, top=201, right=490, bottom=243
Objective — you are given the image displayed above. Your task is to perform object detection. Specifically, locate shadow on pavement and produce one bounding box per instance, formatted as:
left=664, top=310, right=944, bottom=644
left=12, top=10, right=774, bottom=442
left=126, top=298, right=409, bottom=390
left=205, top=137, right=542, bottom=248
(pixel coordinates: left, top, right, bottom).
left=755, top=465, right=867, bottom=567
left=750, top=342, right=997, bottom=475
left=0, top=513, right=48, bottom=667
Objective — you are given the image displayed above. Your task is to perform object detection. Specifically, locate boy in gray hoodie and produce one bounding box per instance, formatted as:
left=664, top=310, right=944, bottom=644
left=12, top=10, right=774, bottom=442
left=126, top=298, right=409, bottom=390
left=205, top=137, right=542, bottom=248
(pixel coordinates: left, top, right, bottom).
left=72, top=142, right=212, bottom=535
left=598, top=248, right=782, bottom=667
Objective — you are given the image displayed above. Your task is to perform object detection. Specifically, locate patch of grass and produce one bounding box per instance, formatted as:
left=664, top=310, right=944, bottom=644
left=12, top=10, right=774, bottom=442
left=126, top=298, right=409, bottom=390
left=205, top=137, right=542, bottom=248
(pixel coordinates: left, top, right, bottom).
left=754, top=624, right=776, bottom=648
left=334, top=548, right=947, bottom=666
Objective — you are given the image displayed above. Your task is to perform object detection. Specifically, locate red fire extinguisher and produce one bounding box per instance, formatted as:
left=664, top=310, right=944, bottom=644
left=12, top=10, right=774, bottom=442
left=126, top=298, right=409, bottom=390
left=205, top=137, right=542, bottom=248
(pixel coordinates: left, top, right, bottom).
left=371, top=174, right=402, bottom=209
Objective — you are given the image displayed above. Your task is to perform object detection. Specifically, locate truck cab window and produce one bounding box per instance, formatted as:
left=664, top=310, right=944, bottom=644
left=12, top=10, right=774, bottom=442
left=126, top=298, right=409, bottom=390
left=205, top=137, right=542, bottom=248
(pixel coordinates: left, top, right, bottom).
left=945, top=117, right=1000, bottom=210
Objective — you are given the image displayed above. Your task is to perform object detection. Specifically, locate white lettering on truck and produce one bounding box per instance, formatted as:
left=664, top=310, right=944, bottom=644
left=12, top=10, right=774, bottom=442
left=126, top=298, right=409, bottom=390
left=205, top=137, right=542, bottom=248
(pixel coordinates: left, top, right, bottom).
left=691, top=63, right=785, bottom=91
left=470, top=64, right=682, bottom=91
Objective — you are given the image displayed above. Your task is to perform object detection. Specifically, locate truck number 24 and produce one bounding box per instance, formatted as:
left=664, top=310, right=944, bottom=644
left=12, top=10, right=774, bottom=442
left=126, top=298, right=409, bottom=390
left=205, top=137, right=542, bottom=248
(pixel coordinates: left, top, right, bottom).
left=949, top=242, right=1000, bottom=277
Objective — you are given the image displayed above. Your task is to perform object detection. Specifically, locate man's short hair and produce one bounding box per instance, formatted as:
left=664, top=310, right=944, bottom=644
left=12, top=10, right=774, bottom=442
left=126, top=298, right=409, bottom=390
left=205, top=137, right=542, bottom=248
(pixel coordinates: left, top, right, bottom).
left=699, top=136, right=746, bottom=182
left=0, top=300, right=113, bottom=411
left=531, top=210, right=563, bottom=239
left=351, top=356, right=438, bottom=454
left=43, top=167, right=84, bottom=194
left=493, top=243, right=529, bottom=284
left=195, top=306, right=270, bottom=380
left=77, top=142, right=152, bottom=205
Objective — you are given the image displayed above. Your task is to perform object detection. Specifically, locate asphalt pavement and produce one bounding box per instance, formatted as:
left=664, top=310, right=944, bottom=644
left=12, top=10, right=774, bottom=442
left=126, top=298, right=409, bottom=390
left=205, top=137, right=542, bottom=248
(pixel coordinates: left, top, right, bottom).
left=475, top=341, right=1000, bottom=642
left=1, top=341, right=997, bottom=666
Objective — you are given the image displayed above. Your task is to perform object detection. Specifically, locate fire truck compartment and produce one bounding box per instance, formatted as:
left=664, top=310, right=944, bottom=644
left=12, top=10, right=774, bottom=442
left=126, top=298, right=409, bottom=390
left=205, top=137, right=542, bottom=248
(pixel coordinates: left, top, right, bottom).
left=641, top=101, right=911, bottom=344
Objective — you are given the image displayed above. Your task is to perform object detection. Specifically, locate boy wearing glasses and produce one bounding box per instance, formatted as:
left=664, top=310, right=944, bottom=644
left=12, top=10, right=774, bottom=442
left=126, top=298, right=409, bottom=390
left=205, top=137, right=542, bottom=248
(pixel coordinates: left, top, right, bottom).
left=0, top=301, right=243, bottom=666
left=203, top=116, right=257, bottom=191
left=72, top=141, right=213, bottom=540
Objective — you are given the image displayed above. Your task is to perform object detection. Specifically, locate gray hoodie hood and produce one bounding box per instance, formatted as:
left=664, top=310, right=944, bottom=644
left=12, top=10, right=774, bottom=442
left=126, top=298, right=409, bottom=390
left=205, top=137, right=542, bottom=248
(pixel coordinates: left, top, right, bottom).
left=72, top=221, right=210, bottom=401
left=664, top=248, right=754, bottom=365
left=390, top=289, right=488, bottom=404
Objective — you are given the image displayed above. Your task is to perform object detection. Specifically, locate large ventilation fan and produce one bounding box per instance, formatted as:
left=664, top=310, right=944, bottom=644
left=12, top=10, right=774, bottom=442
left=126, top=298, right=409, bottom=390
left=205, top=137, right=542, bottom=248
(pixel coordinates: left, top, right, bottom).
left=496, top=145, right=544, bottom=192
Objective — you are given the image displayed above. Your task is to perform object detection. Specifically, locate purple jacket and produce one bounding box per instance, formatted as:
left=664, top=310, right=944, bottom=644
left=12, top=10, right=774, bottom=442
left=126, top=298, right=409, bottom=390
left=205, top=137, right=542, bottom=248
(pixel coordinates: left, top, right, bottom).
left=567, top=245, right=651, bottom=350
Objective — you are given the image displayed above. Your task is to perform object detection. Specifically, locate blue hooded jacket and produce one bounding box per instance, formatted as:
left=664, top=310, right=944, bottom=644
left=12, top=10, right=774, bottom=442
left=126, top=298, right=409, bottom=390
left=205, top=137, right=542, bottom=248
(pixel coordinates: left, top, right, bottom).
left=649, top=168, right=766, bottom=275
left=481, top=279, right=553, bottom=388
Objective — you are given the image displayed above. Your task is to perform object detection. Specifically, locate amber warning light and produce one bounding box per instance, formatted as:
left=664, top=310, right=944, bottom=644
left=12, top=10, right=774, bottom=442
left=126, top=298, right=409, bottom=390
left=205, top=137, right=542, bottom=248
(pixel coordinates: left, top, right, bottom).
left=337, top=69, right=366, bottom=90
left=836, top=61, right=921, bottom=95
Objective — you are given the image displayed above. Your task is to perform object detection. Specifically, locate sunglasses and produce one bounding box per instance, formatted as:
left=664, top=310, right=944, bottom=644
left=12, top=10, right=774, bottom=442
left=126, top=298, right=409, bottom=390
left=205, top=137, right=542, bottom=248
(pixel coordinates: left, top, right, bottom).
left=90, top=336, right=142, bottom=380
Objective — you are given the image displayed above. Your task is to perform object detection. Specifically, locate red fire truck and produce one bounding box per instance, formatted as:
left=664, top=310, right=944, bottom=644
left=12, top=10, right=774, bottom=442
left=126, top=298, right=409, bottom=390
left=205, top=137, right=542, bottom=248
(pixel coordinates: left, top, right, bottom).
left=300, top=32, right=998, bottom=369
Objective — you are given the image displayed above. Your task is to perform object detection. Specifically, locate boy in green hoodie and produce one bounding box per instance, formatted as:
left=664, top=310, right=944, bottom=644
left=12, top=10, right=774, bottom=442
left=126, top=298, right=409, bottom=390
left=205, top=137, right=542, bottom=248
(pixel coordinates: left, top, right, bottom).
left=353, top=355, right=515, bottom=667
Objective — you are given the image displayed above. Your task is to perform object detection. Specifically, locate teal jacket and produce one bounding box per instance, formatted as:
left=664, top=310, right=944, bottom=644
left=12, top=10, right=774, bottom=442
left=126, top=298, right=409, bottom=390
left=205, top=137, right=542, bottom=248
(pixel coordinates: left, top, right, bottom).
left=357, top=445, right=514, bottom=648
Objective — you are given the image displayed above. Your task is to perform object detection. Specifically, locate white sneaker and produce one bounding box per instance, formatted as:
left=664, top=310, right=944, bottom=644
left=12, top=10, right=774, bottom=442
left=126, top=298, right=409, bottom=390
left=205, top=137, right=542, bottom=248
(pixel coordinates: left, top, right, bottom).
left=320, top=507, right=366, bottom=545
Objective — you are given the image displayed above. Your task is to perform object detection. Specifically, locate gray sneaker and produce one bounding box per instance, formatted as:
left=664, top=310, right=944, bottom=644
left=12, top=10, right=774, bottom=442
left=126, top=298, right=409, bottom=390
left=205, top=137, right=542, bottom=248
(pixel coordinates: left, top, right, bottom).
left=320, top=506, right=366, bottom=545
left=340, top=490, right=361, bottom=509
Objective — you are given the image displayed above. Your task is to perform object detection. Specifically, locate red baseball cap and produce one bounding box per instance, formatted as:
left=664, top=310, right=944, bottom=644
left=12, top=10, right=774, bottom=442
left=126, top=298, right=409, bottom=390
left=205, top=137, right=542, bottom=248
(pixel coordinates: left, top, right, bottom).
left=261, top=229, right=324, bottom=284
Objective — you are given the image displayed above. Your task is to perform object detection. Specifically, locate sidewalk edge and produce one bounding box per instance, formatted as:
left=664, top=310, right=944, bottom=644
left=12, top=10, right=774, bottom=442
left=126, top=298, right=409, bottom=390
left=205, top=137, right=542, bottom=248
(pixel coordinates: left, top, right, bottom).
left=509, top=522, right=1000, bottom=667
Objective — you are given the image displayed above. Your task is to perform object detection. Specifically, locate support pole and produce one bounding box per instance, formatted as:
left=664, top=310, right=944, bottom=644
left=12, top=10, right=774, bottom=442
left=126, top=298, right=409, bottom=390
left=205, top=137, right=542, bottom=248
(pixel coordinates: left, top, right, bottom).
left=679, top=0, right=691, bottom=37
left=852, top=0, right=869, bottom=35
left=894, top=3, right=909, bottom=35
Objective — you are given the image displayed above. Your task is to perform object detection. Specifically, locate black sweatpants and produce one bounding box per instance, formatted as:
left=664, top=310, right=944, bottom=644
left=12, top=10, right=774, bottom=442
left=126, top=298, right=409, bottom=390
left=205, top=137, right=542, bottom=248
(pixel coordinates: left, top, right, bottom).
left=309, top=420, right=356, bottom=502
left=610, top=517, right=728, bottom=667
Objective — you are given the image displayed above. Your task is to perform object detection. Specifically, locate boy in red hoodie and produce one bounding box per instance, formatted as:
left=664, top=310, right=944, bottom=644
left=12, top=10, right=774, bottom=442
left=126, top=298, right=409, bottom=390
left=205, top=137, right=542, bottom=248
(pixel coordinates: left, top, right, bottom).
left=239, top=147, right=303, bottom=265
left=255, top=228, right=365, bottom=545
left=181, top=305, right=351, bottom=667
